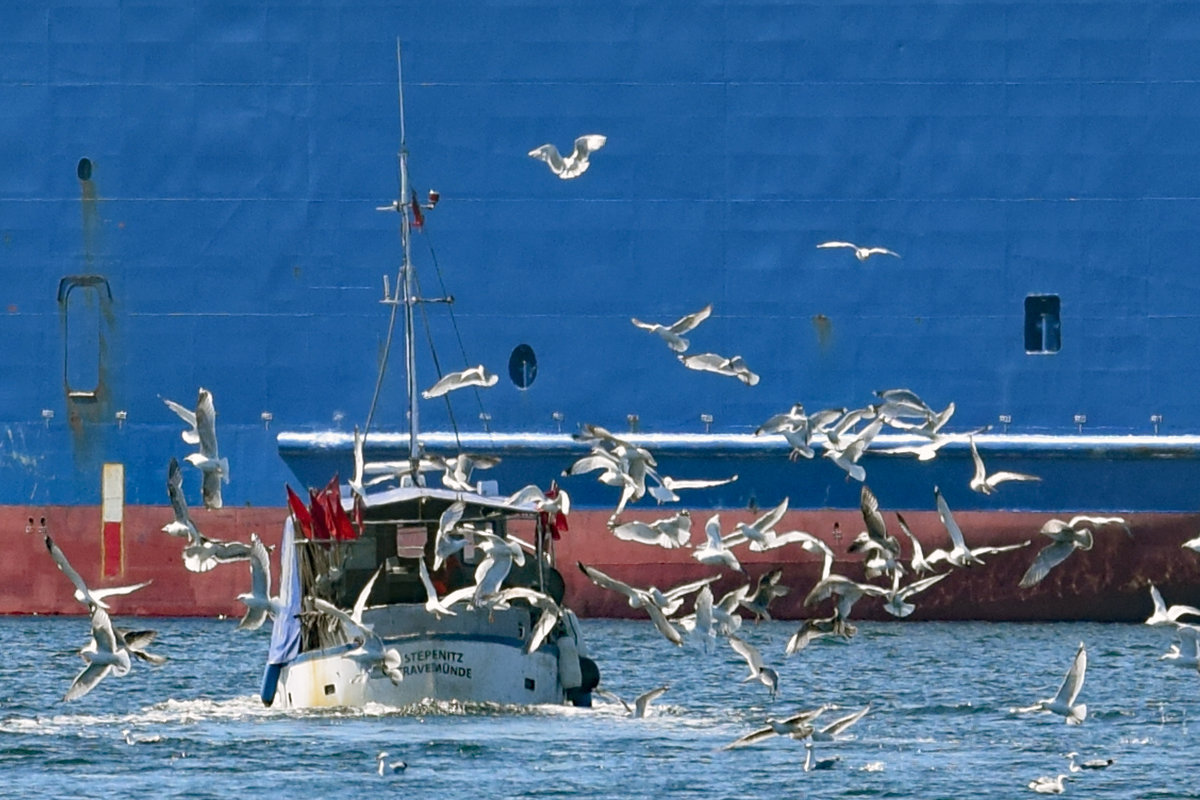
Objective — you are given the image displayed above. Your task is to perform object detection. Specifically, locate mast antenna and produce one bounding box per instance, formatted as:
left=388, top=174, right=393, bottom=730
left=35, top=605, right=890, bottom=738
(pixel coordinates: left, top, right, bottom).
left=365, top=38, right=421, bottom=479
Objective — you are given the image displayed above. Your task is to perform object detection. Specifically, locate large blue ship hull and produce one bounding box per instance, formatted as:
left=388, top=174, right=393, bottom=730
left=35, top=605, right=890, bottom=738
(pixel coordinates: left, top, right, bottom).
left=4, top=1, right=1200, bottom=617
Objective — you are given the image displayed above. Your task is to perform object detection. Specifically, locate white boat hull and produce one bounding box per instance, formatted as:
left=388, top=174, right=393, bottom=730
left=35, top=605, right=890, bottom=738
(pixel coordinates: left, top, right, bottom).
left=271, top=604, right=586, bottom=709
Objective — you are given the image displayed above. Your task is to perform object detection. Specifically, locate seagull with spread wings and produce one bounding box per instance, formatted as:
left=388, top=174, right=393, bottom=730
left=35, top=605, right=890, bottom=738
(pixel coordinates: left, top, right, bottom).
left=630, top=304, right=712, bottom=353
left=45, top=534, right=151, bottom=610
left=968, top=437, right=1042, bottom=495
left=1015, top=641, right=1088, bottom=724
left=421, top=365, right=499, bottom=399
left=816, top=240, right=901, bottom=261
left=528, top=134, right=607, bottom=179
left=164, top=387, right=228, bottom=509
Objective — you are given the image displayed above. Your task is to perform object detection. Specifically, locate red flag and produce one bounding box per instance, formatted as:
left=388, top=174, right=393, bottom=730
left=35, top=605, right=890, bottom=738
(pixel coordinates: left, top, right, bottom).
left=410, top=191, right=424, bottom=229
left=286, top=485, right=313, bottom=539
left=541, top=480, right=568, bottom=540
left=308, top=487, right=332, bottom=540
left=324, top=474, right=357, bottom=541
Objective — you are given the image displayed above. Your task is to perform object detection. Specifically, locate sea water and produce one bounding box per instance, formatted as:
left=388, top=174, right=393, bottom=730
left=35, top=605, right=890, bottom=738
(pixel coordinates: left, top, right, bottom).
left=1, top=616, right=1196, bottom=799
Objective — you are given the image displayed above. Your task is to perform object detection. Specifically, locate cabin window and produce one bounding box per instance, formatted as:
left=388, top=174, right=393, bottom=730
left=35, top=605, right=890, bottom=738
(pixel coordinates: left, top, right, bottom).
left=508, top=344, right=538, bottom=388
left=77, top=158, right=93, bottom=181
left=1024, top=295, right=1061, bottom=354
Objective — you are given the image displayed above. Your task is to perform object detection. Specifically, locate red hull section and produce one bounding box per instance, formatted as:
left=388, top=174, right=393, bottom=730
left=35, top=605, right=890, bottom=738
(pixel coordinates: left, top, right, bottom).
left=8, top=504, right=1200, bottom=622
left=6, top=506, right=282, bottom=617
left=554, top=508, right=1200, bottom=623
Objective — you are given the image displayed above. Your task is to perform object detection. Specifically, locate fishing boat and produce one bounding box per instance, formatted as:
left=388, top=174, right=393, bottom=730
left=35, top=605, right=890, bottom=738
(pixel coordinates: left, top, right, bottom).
left=260, top=50, right=598, bottom=709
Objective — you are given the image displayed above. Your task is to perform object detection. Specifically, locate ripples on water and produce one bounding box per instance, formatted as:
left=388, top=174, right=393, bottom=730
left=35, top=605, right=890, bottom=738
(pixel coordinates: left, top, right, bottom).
left=1, top=616, right=1198, bottom=799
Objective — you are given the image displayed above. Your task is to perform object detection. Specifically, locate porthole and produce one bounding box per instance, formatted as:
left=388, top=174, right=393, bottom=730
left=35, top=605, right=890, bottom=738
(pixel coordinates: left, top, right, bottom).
left=77, top=158, right=93, bottom=181
left=508, top=344, right=538, bottom=389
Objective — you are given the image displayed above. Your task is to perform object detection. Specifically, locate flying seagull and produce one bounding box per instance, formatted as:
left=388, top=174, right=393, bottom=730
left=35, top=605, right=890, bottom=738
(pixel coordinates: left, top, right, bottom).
left=164, top=388, right=228, bottom=509
left=1019, top=516, right=1128, bottom=589
left=1144, top=582, right=1200, bottom=627
left=678, top=353, right=760, bottom=386
left=422, top=365, right=499, bottom=399
left=64, top=604, right=132, bottom=701
left=630, top=304, right=713, bottom=353
left=45, top=533, right=151, bottom=610
left=722, top=705, right=830, bottom=749
left=1015, top=641, right=1087, bottom=724
left=816, top=241, right=901, bottom=261
left=528, top=134, right=607, bottom=179
left=594, top=685, right=670, bottom=718
left=236, top=532, right=280, bottom=631
left=968, top=437, right=1042, bottom=495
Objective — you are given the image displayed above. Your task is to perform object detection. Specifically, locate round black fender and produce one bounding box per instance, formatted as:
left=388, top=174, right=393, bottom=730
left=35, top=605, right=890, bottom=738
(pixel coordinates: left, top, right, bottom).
left=566, top=656, right=601, bottom=707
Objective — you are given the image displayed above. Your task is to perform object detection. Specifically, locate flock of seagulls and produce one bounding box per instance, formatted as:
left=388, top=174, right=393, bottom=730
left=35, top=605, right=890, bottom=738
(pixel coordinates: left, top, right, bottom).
left=43, top=533, right=164, bottom=700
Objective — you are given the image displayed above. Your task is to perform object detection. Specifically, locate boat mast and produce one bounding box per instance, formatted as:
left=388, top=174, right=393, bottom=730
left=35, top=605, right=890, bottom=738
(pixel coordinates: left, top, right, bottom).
left=396, top=40, right=421, bottom=474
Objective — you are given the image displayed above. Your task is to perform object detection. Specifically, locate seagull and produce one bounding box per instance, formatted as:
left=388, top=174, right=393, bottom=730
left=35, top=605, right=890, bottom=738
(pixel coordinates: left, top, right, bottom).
left=756, top=403, right=816, bottom=460
left=1145, top=583, right=1200, bottom=626
left=427, top=452, right=502, bottom=492
left=44, top=534, right=151, bottom=610
left=421, top=365, right=498, bottom=399
left=895, top=512, right=936, bottom=575
left=162, top=457, right=198, bottom=538
left=417, top=558, right=458, bottom=619
left=312, top=569, right=403, bottom=685
left=931, top=486, right=984, bottom=567
left=804, top=742, right=841, bottom=771
left=112, top=628, right=168, bottom=666
left=647, top=472, right=738, bottom=505
left=577, top=562, right=684, bottom=646
left=1159, top=624, right=1200, bottom=671
left=609, top=518, right=688, bottom=550
left=1016, top=641, right=1087, bottom=724
left=674, top=584, right=719, bottom=652
left=677, top=353, right=760, bottom=386
left=1027, top=775, right=1070, bottom=794
left=883, top=571, right=949, bottom=618
left=506, top=483, right=571, bottom=518
left=528, top=134, right=607, bottom=179
left=728, top=635, right=779, bottom=698
left=492, top=586, right=561, bottom=653
left=1066, top=752, right=1114, bottom=771
left=730, top=498, right=790, bottom=548
left=630, top=304, right=713, bottom=353
left=181, top=522, right=256, bottom=574
left=236, top=532, right=280, bottom=630
left=64, top=603, right=132, bottom=701
left=816, top=240, right=901, bottom=261
left=851, top=485, right=901, bottom=570
left=184, top=528, right=256, bottom=573
left=594, top=685, right=669, bottom=718
left=969, top=437, right=1042, bottom=495
left=722, top=706, right=830, bottom=749
left=811, top=704, right=870, bottom=741
left=692, top=514, right=744, bottom=572
left=376, top=751, right=407, bottom=775
left=803, top=574, right=888, bottom=627
left=164, top=388, right=228, bottom=509
left=739, top=568, right=790, bottom=621
left=1019, top=516, right=1128, bottom=589
left=470, top=531, right=527, bottom=606
left=785, top=614, right=851, bottom=656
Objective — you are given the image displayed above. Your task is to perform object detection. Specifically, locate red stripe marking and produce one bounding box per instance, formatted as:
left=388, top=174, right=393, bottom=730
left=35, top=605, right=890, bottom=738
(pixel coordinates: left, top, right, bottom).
left=102, top=520, right=122, bottom=577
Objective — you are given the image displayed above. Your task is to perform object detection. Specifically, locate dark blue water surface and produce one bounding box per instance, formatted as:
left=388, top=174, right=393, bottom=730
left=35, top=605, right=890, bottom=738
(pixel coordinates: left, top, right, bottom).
left=1, top=616, right=1196, bottom=799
